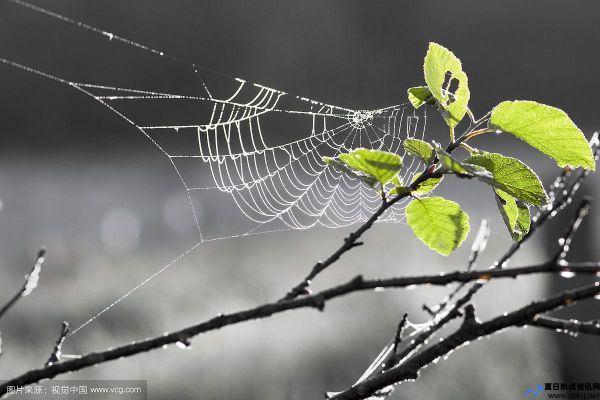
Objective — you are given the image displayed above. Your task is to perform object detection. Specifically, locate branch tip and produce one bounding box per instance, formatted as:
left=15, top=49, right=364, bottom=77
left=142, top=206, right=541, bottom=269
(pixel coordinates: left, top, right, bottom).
left=45, top=321, right=69, bottom=367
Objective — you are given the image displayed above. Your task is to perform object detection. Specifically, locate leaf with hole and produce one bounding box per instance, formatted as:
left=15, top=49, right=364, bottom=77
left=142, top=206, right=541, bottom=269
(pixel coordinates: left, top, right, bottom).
left=404, top=138, right=434, bottom=162
left=489, top=101, right=595, bottom=170
left=337, top=148, right=403, bottom=186
left=466, top=152, right=547, bottom=207
left=424, top=42, right=470, bottom=128
left=405, top=196, right=470, bottom=256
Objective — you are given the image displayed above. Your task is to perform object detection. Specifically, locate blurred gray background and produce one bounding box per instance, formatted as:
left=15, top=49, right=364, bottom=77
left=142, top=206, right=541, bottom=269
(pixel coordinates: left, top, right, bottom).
left=0, top=1, right=599, bottom=399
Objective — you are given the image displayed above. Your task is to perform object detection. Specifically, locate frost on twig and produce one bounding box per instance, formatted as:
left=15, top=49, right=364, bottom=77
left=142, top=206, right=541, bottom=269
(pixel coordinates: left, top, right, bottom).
left=0, top=246, right=46, bottom=321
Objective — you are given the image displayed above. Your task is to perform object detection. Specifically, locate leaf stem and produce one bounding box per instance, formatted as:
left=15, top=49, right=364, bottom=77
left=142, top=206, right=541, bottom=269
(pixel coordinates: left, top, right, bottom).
left=466, top=107, right=476, bottom=125
left=459, top=142, right=477, bottom=154
left=462, top=128, right=494, bottom=142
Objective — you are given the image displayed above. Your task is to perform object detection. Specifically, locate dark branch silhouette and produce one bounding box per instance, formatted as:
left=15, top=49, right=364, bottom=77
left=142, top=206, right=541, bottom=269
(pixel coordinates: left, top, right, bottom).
left=1, top=255, right=599, bottom=393
left=329, top=282, right=600, bottom=400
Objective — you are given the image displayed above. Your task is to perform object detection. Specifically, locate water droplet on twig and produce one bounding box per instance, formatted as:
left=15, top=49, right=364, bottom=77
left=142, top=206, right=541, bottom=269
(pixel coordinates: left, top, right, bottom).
left=176, top=340, right=191, bottom=350
left=560, top=270, right=576, bottom=279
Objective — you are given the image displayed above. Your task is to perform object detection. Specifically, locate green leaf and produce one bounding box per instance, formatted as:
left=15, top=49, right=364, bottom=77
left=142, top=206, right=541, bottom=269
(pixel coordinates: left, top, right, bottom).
left=407, top=86, right=435, bottom=109
left=387, top=174, right=411, bottom=197
left=494, top=190, right=530, bottom=241
left=387, top=173, right=442, bottom=196
left=489, top=101, right=595, bottom=170
left=424, top=42, right=470, bottom=128
left=337, top=148, right=403, bottom=185
left=436, top=147, right=468, bottom=174
left=514, top=201, right=531, bottom=241
left=404, top=139, right=434, bottom=162
left=435, top=147, right=493, bottom=179
left=323, top=156, right=377, bottom=187
left=411, top=175, right=443, bottom=194
left=405, top=196, right=470, bottom=256
left=466, top=152, right=548, bottom=207
left=495, top=189, right=518, bottom=234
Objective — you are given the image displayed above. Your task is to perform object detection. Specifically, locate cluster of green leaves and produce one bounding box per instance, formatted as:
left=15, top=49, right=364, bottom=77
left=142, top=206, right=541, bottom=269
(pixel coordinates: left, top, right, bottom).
left=324, top=42, right=595, bottom=256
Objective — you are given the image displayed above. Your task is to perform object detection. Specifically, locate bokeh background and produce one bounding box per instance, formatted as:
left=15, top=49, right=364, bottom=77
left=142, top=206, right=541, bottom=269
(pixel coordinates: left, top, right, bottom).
left=1, top=1, right=599, bottom=399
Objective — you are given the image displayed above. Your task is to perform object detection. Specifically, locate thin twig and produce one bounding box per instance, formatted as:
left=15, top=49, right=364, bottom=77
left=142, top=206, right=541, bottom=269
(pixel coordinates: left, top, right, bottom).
left=380, top=313, right=408, bottom=372
left=550, top=197, right=592, bottom=263
left=391, top=283, right=481, bottom=369
left=529, top=316, right=600, bottom=336
left=0, top=247, right=46, bottom=321
left=45, top=321, right=69, bottom=366
left=424, top=219, right=489, bottom=317
left=392, top=314, right=408, bottom=355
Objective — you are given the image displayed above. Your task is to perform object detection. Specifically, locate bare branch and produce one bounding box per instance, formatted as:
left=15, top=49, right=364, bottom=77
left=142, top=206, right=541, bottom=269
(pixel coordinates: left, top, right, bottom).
left=0, top=247, right=46, bottom=321
left=379, top=313, right=408, bottom=373
left=3, top=258, right=599, bottom=396
left=329, top=282, right=600, bottom=400
left=45, top=322, right=69, bottom=367
left=392, top=314, right=408, bottom=356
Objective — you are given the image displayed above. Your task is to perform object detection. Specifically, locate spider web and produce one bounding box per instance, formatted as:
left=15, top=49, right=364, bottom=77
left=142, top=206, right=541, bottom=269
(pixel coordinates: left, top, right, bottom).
left=1, top=0, right=428, bottom=335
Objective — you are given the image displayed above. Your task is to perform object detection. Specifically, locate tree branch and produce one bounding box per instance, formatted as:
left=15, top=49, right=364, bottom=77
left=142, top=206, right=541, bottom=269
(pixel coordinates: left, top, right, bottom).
left=326, top=164, right=598, bottom=398
left=3, top=258, right=600, bottom=396
left=329, top=282, right=600, bottom=400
